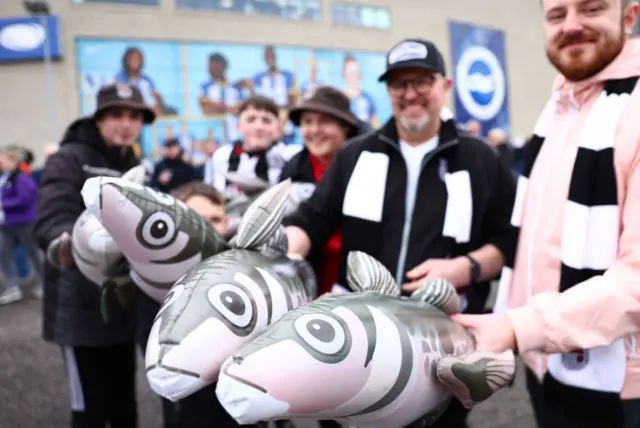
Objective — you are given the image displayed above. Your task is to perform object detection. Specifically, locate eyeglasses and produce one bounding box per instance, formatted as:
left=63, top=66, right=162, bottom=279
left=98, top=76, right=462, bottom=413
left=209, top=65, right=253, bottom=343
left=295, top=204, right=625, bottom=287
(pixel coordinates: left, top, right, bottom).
left=387, top=74, right=441, bottom=97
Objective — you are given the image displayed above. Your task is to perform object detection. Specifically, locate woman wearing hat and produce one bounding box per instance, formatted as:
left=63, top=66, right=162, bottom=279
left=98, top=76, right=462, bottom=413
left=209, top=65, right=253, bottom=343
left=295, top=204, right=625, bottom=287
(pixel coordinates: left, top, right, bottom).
left=280, top=86, right=359, bottom=296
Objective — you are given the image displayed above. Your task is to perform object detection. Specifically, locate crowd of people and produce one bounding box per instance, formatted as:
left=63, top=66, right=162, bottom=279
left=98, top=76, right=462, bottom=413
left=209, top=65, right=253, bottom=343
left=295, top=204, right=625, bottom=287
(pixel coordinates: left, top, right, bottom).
left=3, top=1, right=640, bottom=428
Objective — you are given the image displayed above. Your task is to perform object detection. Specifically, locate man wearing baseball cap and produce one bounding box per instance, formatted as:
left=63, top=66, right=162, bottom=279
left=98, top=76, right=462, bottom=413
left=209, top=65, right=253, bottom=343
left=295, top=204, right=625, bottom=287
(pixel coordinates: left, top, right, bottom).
left=34, top=82, right=154, bottom=428
left=284, top=38, right=517, bottom=427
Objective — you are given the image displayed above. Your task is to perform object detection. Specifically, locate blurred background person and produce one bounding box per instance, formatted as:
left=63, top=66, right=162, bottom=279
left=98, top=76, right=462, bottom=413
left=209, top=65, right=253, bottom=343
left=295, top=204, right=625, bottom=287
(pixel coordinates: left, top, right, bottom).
left=195, top=130, right=219, bottom=183
left=116, top=46, right=165, bottom=116
left=465, top=119, right=482, bottom=137
left=199, top=52, right=242, bottom=144
left=343, top=54, right=379, bottom=128
left=0, top=149, right=43, bottom=305
left=150, top=137, right=196, bottom=194
left=300, top=55, right=325, bottom=100
left=209, top=96, right=296, bottom=193
left=487, top=128, right=526, bottom=178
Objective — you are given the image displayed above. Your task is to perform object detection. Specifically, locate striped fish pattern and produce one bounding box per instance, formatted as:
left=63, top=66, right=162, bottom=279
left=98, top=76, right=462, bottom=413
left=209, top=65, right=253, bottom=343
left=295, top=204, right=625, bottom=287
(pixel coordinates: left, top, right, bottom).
left=69, top=165, right=147, bottom=287
left=216, top=252, right=516, bottom=428
left=81, top=175, right=230, bottom=303
left=144, top=179, right=317, bottom=402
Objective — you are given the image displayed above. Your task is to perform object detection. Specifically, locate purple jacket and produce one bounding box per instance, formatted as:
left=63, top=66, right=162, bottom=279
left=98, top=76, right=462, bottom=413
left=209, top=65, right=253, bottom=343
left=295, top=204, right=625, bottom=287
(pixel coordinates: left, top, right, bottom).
left=2, top=170, right=38, bottom=226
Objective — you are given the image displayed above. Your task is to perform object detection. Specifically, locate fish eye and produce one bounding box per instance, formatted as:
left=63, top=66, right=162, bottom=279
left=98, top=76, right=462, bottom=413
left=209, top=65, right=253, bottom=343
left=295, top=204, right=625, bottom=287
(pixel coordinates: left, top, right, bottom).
left=147, top=188, right=175, bottom=206
left=207, top=283, right=253, bottom=328
left=155, top=283, right=185, bottom=320
left=141, top=212, right=176, bottom=247
left=294, top=314, right=346, bottom=355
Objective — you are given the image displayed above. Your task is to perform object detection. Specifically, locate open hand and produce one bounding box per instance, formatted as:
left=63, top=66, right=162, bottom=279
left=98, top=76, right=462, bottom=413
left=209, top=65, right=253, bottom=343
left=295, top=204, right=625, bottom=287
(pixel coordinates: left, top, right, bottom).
left=402, top=257, right=471, bottom=292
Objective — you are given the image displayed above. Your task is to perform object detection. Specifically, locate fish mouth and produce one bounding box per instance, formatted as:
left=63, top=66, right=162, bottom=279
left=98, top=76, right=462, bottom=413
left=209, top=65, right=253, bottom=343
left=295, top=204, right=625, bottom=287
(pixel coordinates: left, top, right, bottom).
left=145, top=362, right=210, bottom=402
left=216, top=367, right=289, bottom=424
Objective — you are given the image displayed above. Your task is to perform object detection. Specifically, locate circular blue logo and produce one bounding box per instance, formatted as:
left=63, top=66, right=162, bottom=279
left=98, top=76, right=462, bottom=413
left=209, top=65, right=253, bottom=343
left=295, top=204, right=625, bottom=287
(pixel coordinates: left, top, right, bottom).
left=455, top=46, right=506, bottom=121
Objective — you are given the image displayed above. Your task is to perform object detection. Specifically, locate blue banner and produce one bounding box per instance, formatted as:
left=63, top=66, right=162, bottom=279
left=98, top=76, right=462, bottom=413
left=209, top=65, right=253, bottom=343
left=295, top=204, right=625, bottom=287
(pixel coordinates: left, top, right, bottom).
left=76, top=38, right=389, bottom=158
left=0, top=15, right=62, bottom=63
left=448, top=21, right=510, bottom=135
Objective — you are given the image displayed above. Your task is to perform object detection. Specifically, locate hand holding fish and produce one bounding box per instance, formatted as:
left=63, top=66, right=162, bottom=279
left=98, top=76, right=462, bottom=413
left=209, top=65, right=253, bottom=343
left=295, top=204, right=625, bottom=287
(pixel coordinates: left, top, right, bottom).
left=452, top=313, right=517, bottom=353
left=46, top=231, right=74, bottom=269
left=402, top=257, right=471, bottom=292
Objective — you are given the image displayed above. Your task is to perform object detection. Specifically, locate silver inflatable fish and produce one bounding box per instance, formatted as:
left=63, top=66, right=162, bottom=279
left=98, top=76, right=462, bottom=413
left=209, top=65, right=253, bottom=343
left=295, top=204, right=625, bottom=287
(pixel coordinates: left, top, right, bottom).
left=68, top=165, right=147, bottom=287
left=80, top=176, right=229, bottom=303
left=216, top=251, right=515, bottom=428
left=224, top=172, right=271, bottom=238
left=145, top=179, right=317, bottom=402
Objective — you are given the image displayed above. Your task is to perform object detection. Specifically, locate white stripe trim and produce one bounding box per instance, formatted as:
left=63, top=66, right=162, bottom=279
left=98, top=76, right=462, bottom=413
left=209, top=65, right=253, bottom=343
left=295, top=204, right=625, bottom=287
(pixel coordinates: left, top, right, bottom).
left=510, top=176, right=528, bottom=228
left=578, top=92, right=628, bottom=151
left=493, top=266, right=512, bottom=315
left=442, top=170, right=473, bottom=244
left=560, top=202, right=619, bottom=271
left=62, top=346, right=85, bottom=412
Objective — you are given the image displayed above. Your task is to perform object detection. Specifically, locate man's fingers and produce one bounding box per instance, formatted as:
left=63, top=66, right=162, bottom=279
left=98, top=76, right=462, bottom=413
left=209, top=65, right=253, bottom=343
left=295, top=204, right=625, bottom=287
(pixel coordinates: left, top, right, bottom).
left=406, top=261, right=431, bottom=279
left=401, top=280, right=423, bottom=293
left=450, top=314, right=479, bottom=328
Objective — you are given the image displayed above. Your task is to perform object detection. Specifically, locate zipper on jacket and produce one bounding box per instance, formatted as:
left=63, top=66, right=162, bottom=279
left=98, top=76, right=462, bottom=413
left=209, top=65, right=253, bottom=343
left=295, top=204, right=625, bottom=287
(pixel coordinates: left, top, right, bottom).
left=527, top=90, right=578, bottom=378
left=379, top=134, right=459, bottom=285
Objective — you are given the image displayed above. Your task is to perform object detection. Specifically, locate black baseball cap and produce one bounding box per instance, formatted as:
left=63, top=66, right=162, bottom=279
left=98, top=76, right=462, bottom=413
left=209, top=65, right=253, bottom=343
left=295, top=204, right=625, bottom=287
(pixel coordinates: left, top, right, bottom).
left=378, top=38, right=447, bottom=82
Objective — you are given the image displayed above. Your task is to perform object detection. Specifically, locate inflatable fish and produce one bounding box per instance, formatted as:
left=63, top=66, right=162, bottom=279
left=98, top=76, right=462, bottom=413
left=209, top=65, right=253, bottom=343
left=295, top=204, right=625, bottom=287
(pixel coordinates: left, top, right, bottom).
left=282, top=182, right=316, bottom=217
left=224, top=172, right=271, bottom=238
left=216, top=251, right=515, bottom=428
left=80, top=176, right=230, bottom=303
left=145, top=179, right=317, bottom=402
left=48, top=165, right=147, bottom=286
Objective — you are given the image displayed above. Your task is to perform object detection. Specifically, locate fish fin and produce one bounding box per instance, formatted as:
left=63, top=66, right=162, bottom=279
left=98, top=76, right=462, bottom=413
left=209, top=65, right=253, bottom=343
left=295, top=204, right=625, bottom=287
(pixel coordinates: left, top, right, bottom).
left=346, top=251, right=399, bottom=296
left=410, top=278, right=461, bottom=315
left=258, top=225, right=289, bottom=254
left=235, top=179, right=292, bottom=250
left=120, top=165, right=147, bottom=184
left=436, top=349, right=516, bottom=409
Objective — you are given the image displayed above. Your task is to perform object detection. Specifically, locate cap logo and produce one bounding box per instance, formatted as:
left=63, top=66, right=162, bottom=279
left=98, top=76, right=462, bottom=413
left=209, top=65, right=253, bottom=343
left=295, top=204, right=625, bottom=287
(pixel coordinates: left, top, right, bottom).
left=116, top=83, right=133, bottom=99
left=388, top=41, right=428, bottom=64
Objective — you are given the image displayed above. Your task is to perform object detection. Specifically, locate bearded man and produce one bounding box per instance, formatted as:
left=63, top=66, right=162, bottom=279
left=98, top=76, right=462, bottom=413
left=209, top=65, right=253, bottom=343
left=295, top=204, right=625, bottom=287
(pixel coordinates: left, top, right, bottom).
left=454, top=1, right=640, bottom=427
left=284, top=38, right=517, bottom=428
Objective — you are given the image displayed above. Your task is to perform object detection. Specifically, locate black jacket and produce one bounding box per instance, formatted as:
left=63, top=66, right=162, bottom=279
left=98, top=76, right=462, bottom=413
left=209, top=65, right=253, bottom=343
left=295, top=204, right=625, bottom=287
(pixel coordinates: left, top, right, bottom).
left=34, top=118, right=139, bottom=346
left=150, top=157, right=196, bottom=194
left=283, top=118, right=516, bottom=313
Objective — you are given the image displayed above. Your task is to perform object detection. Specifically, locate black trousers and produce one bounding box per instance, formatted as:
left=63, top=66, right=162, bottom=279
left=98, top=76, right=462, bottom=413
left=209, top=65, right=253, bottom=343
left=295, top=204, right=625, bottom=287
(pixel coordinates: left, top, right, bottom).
left=316, top=398, right=469, bottom=428
left=61, top=342, right=137, bottom=428
left=525, top=368, right=626, bottom=428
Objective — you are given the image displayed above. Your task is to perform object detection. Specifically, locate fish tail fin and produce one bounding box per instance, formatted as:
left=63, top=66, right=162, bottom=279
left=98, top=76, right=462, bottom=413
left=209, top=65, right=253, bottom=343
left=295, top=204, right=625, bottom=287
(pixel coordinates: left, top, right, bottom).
left=346, top=251, right=399, bottom=296
left=234, top=179, right=292, bottom=250
left=436, top=349, right=516, bottom=409
left=410, top=278, right=461, bottom=315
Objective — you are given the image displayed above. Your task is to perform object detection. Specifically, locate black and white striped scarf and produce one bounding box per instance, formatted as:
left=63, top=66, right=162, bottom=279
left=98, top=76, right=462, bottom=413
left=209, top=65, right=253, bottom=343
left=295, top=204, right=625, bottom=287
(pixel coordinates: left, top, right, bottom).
left=495, top=77, right=638, bottom=394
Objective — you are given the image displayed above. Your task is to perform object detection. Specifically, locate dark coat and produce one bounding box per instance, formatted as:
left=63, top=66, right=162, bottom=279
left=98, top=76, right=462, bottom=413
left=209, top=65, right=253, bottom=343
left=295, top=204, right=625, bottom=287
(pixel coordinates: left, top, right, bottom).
left=34, top=118, right=139, bottom=346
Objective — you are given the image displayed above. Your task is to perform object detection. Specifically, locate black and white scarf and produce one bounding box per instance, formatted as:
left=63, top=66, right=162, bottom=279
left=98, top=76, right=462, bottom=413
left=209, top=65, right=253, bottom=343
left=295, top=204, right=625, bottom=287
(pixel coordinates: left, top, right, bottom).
left=495, top=77, right=638, bottom=394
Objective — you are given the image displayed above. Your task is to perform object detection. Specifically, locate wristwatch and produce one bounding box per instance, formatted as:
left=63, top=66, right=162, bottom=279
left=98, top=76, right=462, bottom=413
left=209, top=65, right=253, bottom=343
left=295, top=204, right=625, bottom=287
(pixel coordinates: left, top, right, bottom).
left=464, top=254, right=481, bottom=284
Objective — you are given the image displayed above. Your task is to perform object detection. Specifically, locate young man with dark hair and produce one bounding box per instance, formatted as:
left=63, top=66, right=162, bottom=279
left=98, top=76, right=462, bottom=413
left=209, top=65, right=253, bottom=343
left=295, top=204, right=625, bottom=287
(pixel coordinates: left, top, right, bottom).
left=207, top=95, right=299, bottom=194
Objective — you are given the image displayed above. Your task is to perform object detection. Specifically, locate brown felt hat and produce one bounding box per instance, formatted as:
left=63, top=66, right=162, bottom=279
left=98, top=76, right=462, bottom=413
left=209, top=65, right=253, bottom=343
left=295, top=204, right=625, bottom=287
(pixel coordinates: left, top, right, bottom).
left=93, top=82, right=156, bottom=124
left=289, top=86, right=359, bottom=131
